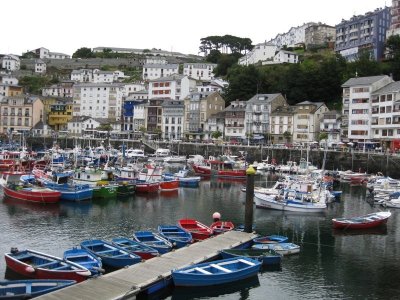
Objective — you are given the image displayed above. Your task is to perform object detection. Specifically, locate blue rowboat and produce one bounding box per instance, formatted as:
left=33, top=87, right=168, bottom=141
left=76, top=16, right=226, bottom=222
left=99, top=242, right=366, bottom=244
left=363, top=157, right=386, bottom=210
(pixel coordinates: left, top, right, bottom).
left=220, top=248, right=282, bottom=265
left=111, top=237, right=159, bottom=260
left=0, top=279, right=76, bottom=299
left=172, top=257, right=261, bottom=287
left=63, top=247, right=103, bottom=276
left=252, top=242, right=300, bottom=255
left=133, top=231, right=173, bottom=254
left=157, top=225, right=193, bottom=248
left=253, top=235, right=288, bottom=244
left=80, top=239, right=141, bottom=268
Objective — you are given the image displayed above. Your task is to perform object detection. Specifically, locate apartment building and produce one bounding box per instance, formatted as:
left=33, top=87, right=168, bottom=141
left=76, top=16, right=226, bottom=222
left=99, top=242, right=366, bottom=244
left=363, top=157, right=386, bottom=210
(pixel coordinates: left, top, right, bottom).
left=224, top=100, right=247, bottom=141
left=183, top=63, right=217, bottom=80
left=162, top=99, right=185, bottom=140
left=270, top=105, right=295, bottom=144
left=143, top=64, right=179, bottom=80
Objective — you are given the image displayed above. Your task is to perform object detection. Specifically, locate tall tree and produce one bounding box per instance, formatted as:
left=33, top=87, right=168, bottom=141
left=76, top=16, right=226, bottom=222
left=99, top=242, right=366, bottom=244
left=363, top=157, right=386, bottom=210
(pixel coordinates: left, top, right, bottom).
left=72, top=47, right=95, bottom=58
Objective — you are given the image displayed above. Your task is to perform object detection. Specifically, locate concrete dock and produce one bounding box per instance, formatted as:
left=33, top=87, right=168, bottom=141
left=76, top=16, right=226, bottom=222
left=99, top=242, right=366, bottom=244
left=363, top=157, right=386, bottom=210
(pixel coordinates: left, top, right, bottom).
left=36, top=230, right=257, bottom=300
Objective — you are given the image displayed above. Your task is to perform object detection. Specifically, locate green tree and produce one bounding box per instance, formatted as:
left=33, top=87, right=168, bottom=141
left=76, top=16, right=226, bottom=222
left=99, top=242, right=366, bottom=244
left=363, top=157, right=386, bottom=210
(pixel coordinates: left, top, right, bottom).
left=283, top=131, right=292, bottom=143
left=72, top=47, right=95, bottom=58
left=19, top=76, right=50, bottom=94
left=211, top=131, right=222, bottom=139
left=318, top=132, right=328, bottom=141
left=385, top=35, right=400, bottom=80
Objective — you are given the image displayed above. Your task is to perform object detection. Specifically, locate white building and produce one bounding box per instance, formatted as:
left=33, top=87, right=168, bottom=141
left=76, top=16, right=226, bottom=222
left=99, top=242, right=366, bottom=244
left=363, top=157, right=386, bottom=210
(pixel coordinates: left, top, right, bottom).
left=149, top=75, right=196, bottom=100
left=28, top=47, right=70, bottom=59
left=1, top=75, right=18, bottom=85
left=183, top=63, right=216, bottom=81
left=238, top=42, right=278, bottom=66
left=35, top=59, right=46, bottom=74
left=161, top=99, right=185, bottom=140
left=93, top=70, right=115, bottom=83
left=67, top=116, right=99, bottom=136
left=205, top=111, right=225, bottom=140
left=320, top=110, right=342, bottom=147
left=270, top=106, right=295, bottom=144
left=269, top=23, right=315, bottom=48
left=143, top=64, right=179, bottom=80
left=1, top=55, right=20, bottom=71
left=42, top=81, right=74, bottom=98
left=273, top=50, right=299, bottom=64
left=224, top=100, right=247, bottom=141
left=125, top=83, right=146, bottom=96
left=72, top=83, right=125, bottom=120
left=341, top=75, right=394, bottom=142
left=123, top=98, right=147, bottom=132
left=71, top=69, right=93, bottom=82
left=196, top=78, right=228, bottom=93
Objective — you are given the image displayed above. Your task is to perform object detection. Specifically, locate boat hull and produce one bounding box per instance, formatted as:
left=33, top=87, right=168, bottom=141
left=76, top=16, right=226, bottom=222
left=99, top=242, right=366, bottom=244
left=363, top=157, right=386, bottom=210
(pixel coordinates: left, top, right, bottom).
left=220, top=249, right=282, bottom=265
left=160, top=180, right=179, bottom=191
left=3, top=186, right=61, bottom=204
left=254, top=193, right=326, bottom=213
left=178, top=219, right=213, bottom=241
left=135, top=182, right=160, bottom=193
left=332, top=212, right=391, bottom=229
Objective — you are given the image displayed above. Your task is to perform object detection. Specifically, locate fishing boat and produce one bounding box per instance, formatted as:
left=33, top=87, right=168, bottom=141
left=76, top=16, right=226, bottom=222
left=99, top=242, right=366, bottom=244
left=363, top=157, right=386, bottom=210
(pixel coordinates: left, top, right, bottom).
left=157, top=225, right=193, bottom=248
left=210, top=221, right=235, bottom=235
left=171, top=257, right=261, bottom=287
left=115, top=180, right=136, bottom=197
left=252, top=243, right=301, bottom=255
left=111, top=237, right=159, bottom=260
left=178, top=219, right=213, bottom=241
left=80, top=239, right=141, bottom=268
left=253, top=235, right=288, bottom=244
left=132, top=231, right=173, bottom=254
left=254, top=190, right=327, bottom=213
left=332, top=211, right=391, bottom=229
left=4, top=248, right=91, bottom=282
left=220, top=248, right=282, bottom=265
left=135, top=181, right=160, bottom=193
left=73, top=167, right=118, bottom=198
left=1, top=171, right=61, bottom=204
left=159, top=179, right=179, bottom=192
left=0, top=279, right=76, bottom=299
left=171, top=169, right=201, bottom=187
left=63, top=247, right=103, bottom=276
left=192, top=159, right=246, bottom=178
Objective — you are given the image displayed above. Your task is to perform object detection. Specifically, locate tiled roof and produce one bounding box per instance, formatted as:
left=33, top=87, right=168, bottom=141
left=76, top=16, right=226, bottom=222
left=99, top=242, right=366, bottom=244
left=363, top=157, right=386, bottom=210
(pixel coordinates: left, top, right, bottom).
left=341, top=75, right=389, bottom=87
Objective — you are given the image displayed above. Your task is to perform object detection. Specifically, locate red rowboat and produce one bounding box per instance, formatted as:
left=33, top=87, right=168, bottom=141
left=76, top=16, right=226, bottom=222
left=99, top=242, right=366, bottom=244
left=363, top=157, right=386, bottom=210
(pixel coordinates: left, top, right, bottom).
left=332, top=211, right=391, bottom=229
left=178, top=219, right=213, bottom=241
left=5, top=248, right=91, bottom=282
left=159, top=180, right=179, bottom=191
left=210, top=221, right=235, bottom=235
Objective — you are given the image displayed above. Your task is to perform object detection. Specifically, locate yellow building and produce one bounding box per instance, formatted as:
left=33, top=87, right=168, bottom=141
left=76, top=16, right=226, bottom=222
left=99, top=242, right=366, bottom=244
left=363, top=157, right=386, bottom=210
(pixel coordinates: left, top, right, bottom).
left=42, top=97, right=73, bottom=131
left=0, top=95, right=44, bottom=134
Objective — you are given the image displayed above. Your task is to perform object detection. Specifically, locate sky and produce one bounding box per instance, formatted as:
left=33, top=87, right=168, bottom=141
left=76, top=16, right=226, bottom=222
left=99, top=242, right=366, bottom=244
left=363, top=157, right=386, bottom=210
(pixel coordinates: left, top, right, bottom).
left=1, top=0, right=390, bottom=56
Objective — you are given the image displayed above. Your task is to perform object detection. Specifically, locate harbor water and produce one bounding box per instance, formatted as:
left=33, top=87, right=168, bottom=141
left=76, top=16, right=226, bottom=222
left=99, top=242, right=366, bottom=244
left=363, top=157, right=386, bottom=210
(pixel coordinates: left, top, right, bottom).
left=0, top=172, right=399, bottom=300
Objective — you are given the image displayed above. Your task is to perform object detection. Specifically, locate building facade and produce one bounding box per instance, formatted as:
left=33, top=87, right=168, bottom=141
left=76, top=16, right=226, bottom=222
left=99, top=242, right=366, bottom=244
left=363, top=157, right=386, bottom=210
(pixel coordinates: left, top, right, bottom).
left=270, top=106, right=295, bottom=144
left=305, top=23, right=336, bottom=49
left=238, top=42, right=278, bottom=66
left=183, top=63, right=216, bottom=80
left=224, top=100, right=247, bottom=141
left=1, top=55, right=20, bottom=71
left=162, top=99, right=185, bottom=140
left=143, top=64, right=179, bottom=80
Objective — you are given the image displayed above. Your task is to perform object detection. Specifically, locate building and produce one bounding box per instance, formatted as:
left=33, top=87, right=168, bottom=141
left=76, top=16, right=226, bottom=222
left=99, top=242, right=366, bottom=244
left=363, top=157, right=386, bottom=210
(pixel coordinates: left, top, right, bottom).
left=45, top=98, right=74, bottom=131
left=205, top=111, right=225, bottom=140
left=92, top=70, right=116, bottom=83
left=143, top=64, right=179, bottom=80
left=72, top=83, right=125, bottom=120
left=196, top=78, right=228, bottom=93
left=183, top=63, right=216, bottom=81
left=271, top=50, right=299, bottom=64
left=148, top=75, right=196, bottom=100
left=304, top=23, right=336, bottom=49
left=71, top=69, right=93, bottom=82
left=335, top=7, right=391, bottom=61
left=0, top=84, right=23, bottom=102
left=371, top=81, right=400, bottom=149
left=292, top=101, right=329, bottom=143
left=161, top=99, right=185, bottom=140
left=238, top=42, right=278, bottom=66
left=387, top=1, right=400, bottom=37
left=67, top=116, right=98, bottom=136
left=1, top=55, right=20, bottom=71
left=1, top=75, right=18, bottom=85
left=42, top=81, right=74, bottom=98
left=269, top=23, right=315, bottom=48
left=146, top=98, right=164, bottom=133
left=93, top=46, right=189, bottom=58
left=27, top=47, right=70, bottom=59
left=224, top=100, right=247, bottom=142
left=245, top=94, right=288, bottom=138
left=122, top=98, right=147, bottom=132
left=184, top=91, right=225, bottom=140
left=269, top=105, right=296, bottom=144
left=35, top=59, right=46, bottom=74
left=0, top=95, right=44, bottom=134
left=341, top=75, right=394, bottom=142
left=125, top=83, right=146, bottom=96
left=319, top=110, right=342, bottom=147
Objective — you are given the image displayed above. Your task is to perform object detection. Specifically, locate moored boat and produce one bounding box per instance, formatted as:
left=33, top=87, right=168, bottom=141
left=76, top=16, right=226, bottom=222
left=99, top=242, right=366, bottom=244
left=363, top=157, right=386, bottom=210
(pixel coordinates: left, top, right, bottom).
left=159, top=179, right=179, bottom=191
left=157, top=225, right=193, bottom=248
left=171, top=257, right=261, bottom=287
left=178, top=219, right=213, bottom=241
left=0, top=279, right=76, bottom=299
left=210, top=221, right=235, bottom=235
left=252, top=243, right=301, bottom=255
left=4, top=248, right=91, bottom=282
left=220, top=248, right=282, bottom=265
left=132, top=231, right=173, bottom=254
left=135, top=181, right=160, bottom=193
left=253, top=235, right=288, bottom=244
left=111, top=237, right=159, bottom=260
left=80, top=239, right=141, bottom=268
left=332, top=211, right=391, bottom=229
left=63, top=247, right=103, bottom=276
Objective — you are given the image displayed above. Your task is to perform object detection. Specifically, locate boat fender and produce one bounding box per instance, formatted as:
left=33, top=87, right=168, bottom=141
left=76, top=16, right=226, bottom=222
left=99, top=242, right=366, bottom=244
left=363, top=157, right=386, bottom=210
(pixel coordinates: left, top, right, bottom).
left=77, top=270, right=92, bottom=277
left=25, top=266, right=35, bottom=273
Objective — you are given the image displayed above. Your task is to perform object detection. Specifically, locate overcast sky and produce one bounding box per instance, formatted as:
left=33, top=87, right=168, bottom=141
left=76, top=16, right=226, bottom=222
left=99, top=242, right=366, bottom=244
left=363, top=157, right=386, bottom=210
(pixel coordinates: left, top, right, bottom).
left=2, top=0, right=389, bottom=56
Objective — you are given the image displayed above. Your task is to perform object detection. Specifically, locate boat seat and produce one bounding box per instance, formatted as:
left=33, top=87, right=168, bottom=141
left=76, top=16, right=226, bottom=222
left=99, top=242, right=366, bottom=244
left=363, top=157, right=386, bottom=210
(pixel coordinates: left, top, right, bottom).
left=237, top=259, right=255, bottom=266
left=194, top=267, right=212, bottom=275
left=210, top=263, right=232, bottom=273
left=36, top=261, right=59, bottom=268
left=15, top=254, right=34, bottom=260
left=113, top=253, right=128, bottom=258
left=97, top=249, right=115, bottom=254
left=53, top=265, right=70, bottom=270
